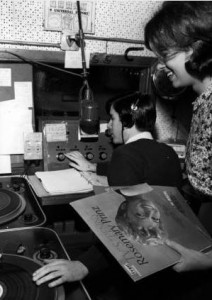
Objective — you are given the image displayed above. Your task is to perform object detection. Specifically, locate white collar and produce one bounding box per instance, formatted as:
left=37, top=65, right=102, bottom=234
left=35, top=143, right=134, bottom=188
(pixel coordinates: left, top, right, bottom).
left=125, top=131, right=153, bottom=144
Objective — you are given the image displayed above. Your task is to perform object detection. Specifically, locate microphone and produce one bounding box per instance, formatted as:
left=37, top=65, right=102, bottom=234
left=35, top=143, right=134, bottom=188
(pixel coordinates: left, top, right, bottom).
left=76, top=1, right=99, bottom=138
left=79, top=80, right=99, bottom=136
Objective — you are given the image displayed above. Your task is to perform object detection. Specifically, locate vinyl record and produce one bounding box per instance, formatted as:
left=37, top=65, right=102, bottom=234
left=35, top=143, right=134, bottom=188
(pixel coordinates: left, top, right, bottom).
left=0, top=254, right=56, bottom=300
left=0, top=189, right=26, bottom=225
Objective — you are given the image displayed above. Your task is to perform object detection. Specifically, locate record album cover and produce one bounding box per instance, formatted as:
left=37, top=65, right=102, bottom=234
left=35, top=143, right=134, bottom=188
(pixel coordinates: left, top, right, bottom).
left=70, top=184, right=212, bottom=282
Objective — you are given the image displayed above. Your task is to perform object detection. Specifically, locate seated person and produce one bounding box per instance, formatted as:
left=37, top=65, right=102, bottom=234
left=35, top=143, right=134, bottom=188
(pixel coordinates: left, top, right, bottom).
left=32, top=92, right=183, bottom=293
left=66, top=92, right=182, bottom=188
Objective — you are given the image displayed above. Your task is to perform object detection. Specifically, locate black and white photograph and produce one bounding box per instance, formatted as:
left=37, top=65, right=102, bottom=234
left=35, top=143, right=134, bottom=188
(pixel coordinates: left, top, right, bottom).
left=0, top=1, right=212, bottom=300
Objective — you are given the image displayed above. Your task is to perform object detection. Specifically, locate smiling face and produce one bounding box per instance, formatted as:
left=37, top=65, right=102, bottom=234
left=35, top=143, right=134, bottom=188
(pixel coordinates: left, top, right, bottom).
left=107, top=105, right=123, bottom=144
left=158, top=51, right=195, bottom=88
left=153, top=47, right=197, bottom=90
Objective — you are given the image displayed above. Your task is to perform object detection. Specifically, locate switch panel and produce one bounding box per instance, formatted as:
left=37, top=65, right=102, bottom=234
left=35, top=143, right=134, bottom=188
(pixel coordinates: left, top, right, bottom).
left=24, top=132, right=43, bottom=160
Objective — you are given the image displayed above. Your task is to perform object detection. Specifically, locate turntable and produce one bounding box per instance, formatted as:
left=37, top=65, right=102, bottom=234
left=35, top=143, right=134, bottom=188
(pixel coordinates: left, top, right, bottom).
left=0, top=253, right=62, bottom=300
left=0, top=227, right=91, bottom=300
left=0, top=176, right=46, bottom=230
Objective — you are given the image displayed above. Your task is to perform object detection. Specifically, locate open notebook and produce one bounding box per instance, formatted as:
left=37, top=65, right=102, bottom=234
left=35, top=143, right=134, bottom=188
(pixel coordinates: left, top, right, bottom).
left=35, top=169, right=93, bottom=194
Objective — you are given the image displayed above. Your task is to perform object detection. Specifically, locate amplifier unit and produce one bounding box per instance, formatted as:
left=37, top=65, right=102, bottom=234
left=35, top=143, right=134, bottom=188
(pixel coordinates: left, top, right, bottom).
left=39, top=118, right=114, bottom=171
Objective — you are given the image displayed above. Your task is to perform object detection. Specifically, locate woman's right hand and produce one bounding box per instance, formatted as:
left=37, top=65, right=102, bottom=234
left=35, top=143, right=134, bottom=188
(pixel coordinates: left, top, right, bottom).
left=65, top=151, right=97, bottom=172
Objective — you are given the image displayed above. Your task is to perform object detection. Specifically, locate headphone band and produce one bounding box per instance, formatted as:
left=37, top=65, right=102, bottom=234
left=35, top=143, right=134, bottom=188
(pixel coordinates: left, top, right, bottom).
left=131, top=98, right=140, bottom=112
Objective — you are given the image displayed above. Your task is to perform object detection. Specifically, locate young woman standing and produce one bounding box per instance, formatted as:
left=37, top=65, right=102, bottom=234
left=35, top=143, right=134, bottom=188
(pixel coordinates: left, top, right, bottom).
left=144, top=0, right=212, bottom=272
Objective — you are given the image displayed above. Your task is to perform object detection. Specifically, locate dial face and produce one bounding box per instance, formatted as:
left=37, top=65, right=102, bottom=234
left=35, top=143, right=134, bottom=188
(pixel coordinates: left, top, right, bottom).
left=47, top=13, right=62, bottom=29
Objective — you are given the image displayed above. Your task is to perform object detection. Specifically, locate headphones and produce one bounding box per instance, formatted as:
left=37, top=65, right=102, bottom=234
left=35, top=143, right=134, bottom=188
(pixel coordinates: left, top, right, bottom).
left=121, top=98, right=140, bottom=128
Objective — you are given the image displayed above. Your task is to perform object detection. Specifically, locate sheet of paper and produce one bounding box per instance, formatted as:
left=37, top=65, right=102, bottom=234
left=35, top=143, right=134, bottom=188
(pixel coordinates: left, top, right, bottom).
left=35, top=168, right=93, bottom=194
left=0, top=111, right=33, bottom=154
left=44, top=123, right=67, bottom=142
left=0, top=155, right=11, bottom=174
left=0, top=87, right=33, bottom=154
left=100, top=122, right=108, bottom=133
left=14, top=82, right=33, bottom=107
left=65, top=50, right=90, bottom=68
left=44, top=0, right=95, bottom=33
left=0, top=68, right=11, bottom=86
left=81, top=171, right=109, bottom=186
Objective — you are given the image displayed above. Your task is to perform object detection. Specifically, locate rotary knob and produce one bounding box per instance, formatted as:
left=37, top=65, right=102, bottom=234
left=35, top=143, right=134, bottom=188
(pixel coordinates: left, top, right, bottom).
left=99, top=152, right=107, bottom=161
left=85, top=152, right=94, bottom=161
left=24, top=213, right=33, bottom=222
left=56, top=152, right=66, bottom=161
left=39, top=247, right=52, bottom=259
left=12, top=183, right=20, bottom=191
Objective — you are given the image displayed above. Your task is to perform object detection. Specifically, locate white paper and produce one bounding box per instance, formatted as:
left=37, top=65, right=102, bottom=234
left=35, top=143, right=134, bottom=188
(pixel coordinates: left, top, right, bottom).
left=0, top=68, right=11, bottom=86
left=35, top=169, right=93, bottom=194
left=14, top=82, right=33, bottom=107
left=44, top=123, right=67, bottom=142
left=100, top=122, right=108, bottom=133
left=65, top=50, right=90, bottom=69
left=0, top=112, right=33, bottom=154
left=44, top=0, right=95, bottom=33
left=0, top=81, right=33, bottom=154
left=0, top=155, right=11, bottom=174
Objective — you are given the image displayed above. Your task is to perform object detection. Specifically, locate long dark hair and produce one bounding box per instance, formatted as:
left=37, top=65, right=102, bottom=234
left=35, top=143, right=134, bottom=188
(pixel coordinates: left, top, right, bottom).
left=144, top=1, right=212, bottom=80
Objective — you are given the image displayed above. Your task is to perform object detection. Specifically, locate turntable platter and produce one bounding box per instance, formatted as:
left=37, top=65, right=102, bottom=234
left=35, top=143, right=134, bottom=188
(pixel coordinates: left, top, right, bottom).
left=0, top=254, right=57, bottom=300
left=0, top=189, right=26, bottom=225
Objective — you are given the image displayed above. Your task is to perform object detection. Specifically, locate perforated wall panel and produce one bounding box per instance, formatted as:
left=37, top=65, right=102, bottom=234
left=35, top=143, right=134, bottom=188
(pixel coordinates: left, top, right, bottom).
left=0, top=0, right=162, bottom=55
left=0, top=0, right=191, bottom=142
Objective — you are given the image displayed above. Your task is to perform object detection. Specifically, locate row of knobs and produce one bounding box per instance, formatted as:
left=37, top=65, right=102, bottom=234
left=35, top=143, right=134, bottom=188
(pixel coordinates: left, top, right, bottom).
left=0, top=182, right=25, bottom=192
left=57, top=151, right=107, bottom=162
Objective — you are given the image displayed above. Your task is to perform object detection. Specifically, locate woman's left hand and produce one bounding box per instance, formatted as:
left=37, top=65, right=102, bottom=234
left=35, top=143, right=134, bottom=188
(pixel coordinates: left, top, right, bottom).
left=166, top=239, right=212, bottom=272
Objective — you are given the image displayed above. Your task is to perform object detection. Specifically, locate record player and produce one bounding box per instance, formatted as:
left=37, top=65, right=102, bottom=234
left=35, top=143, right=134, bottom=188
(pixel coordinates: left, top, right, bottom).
left=0, top=253, right=60, bottom=300
left=0, top=176, right=46, bottom=230
left=0, top=227, right=91, bottom=300
left=0, top=177, right=91, bottom=299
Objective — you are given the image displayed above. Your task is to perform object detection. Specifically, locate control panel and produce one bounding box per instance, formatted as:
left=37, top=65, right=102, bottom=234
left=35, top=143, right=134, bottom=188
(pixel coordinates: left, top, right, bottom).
left=24, top=132, right=43, bottom=160
left=39, top=118, right=114, bottom=171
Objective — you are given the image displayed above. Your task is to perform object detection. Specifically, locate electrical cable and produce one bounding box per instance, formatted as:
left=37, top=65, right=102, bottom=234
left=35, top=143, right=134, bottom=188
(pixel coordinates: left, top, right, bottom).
left=0, top=50, right=83, bottom=78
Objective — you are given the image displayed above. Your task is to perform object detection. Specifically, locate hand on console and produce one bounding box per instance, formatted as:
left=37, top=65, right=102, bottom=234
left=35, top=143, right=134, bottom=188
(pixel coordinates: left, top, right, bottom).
left=65, top=151, right=97, bottom=172
left=32, top=259, right=89, bottom=287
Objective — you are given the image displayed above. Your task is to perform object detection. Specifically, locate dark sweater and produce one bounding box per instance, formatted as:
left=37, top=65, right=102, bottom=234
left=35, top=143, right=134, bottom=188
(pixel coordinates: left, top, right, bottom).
left=107, top=139, right=182, bottom=187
